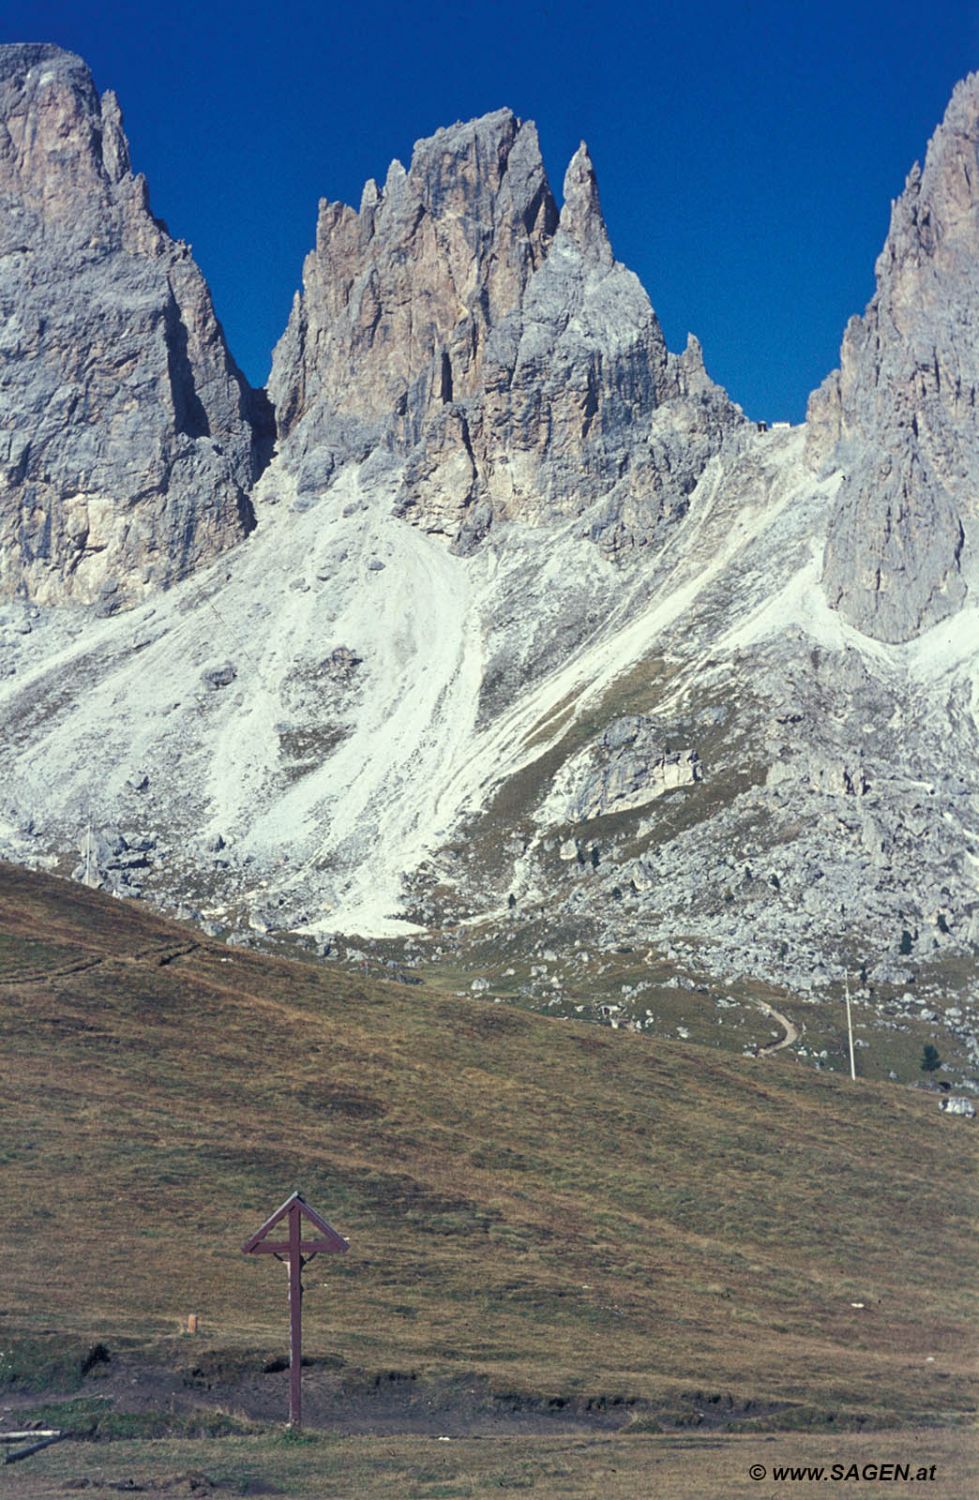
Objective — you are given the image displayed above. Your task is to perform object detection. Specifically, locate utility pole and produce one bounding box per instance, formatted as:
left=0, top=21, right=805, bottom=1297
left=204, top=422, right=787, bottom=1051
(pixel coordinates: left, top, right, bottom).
left=844, top=970, right=857, bottom=1081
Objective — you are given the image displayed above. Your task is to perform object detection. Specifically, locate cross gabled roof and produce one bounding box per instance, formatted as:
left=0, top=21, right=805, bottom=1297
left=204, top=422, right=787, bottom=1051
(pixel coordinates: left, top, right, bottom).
left=241, top=1191, right=349, bottom=1255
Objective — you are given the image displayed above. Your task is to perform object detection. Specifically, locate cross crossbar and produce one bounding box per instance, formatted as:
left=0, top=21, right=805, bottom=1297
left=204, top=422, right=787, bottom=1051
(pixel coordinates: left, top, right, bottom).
left=247, top=1240, right=338, bottom=1255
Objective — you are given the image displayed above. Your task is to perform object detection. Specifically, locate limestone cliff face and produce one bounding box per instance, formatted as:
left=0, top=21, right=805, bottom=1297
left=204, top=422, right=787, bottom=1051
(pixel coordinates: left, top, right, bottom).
left=269, top=110, right=742, bottom=553
left=0, top=44, right=269, bottom=609
left=810, top=73, right=979, bottom=642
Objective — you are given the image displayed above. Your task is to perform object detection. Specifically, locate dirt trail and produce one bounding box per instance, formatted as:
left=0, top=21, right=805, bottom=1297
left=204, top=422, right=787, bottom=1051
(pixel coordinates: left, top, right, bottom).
left=0, top=939, right=199, bottom=987
left=754, top=998, right=800, bottom=1056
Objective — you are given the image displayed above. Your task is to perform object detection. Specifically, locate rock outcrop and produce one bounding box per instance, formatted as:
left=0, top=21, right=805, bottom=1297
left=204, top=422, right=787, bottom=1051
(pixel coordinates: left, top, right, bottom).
left=0, top=44, right=271, bottom=609
left=540, top=716, right=702, bottom=825
left=269, top=109, right=743, bottom=553
left=810, top=72, right=979, bottom=642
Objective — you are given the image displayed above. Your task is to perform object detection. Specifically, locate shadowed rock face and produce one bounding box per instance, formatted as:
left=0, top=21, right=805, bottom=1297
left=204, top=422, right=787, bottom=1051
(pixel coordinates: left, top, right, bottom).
left=810, top=72, right=979, bottom=643
left=269, top=109, right=743, bottom=554
left=0, top=43, right=271, bottom=609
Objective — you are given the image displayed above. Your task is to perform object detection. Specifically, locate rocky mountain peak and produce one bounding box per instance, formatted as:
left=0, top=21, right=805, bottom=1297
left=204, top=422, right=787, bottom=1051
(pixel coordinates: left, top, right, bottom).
left=558, top=142, right=613, bottom=266
left=918, top=70, right=979, bottom=210
left=408, top=106, right=537, bottom=211
left=810, top=69, right=979, bottom=642
left=269, top=108, right=742, bottom=552
left=0, top=42, right=270, bottom=609
left=98, top=88, right=130, bottom=184
left=0, top=45, right=107, bottom=221
left=675, top=333, right=711, bottom=393
left=271, top=107, right=557, bottom=442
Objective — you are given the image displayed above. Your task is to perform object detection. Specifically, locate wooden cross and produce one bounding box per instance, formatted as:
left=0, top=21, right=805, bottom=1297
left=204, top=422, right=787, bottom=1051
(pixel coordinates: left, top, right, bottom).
left=242, top=1191, right=348, bottom=1428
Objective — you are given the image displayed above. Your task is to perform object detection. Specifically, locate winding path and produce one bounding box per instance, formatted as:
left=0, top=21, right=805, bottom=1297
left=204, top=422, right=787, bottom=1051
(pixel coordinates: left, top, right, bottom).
left=754, top=998, right=800, bottom=1056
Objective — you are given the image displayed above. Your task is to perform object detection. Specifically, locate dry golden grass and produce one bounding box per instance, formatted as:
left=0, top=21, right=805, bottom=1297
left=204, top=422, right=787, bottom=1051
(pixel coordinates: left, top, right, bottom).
left=7, top=1428, right=979, bottom=1499
left=0, top=861, right=976, bottom=1440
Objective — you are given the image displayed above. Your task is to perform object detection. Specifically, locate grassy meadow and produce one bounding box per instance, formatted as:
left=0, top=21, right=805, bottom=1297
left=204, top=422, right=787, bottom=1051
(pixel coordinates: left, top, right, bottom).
left=0, top=861, right=975, bottom=1495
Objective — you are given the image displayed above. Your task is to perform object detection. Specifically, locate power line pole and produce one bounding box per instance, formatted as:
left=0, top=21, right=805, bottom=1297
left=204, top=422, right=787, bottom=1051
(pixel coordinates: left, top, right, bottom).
left=844, top=970, right=857, bottom=1081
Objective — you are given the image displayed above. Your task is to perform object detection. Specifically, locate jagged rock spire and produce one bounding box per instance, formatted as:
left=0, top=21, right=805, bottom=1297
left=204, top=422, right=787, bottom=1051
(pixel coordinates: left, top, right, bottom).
left=99, top=89, right=130, bottom=183
left=812, top=71, right=979, bottom=642
left=0, top=42, right=270, bottom=608
left=558, top=143, right=613, bottom=266
left=270, top=108, right=558, bottom=441
left=269, top=108, right=740, bottom=552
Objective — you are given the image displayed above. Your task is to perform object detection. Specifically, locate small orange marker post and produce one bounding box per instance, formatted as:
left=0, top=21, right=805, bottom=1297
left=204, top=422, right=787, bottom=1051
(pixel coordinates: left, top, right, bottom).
left=241, top=1191, right=349, bottom=1428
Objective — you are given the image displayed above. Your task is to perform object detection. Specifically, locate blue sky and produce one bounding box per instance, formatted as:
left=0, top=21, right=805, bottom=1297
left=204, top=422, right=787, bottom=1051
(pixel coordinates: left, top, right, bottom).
left=3, top=1, right=977, bottom=419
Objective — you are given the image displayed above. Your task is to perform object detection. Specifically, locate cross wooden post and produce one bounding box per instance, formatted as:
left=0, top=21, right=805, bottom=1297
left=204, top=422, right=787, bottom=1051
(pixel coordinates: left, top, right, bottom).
left=242, top=1191, right=349, bottom=1429
left=287, top=1200, right=303, bottom=1427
